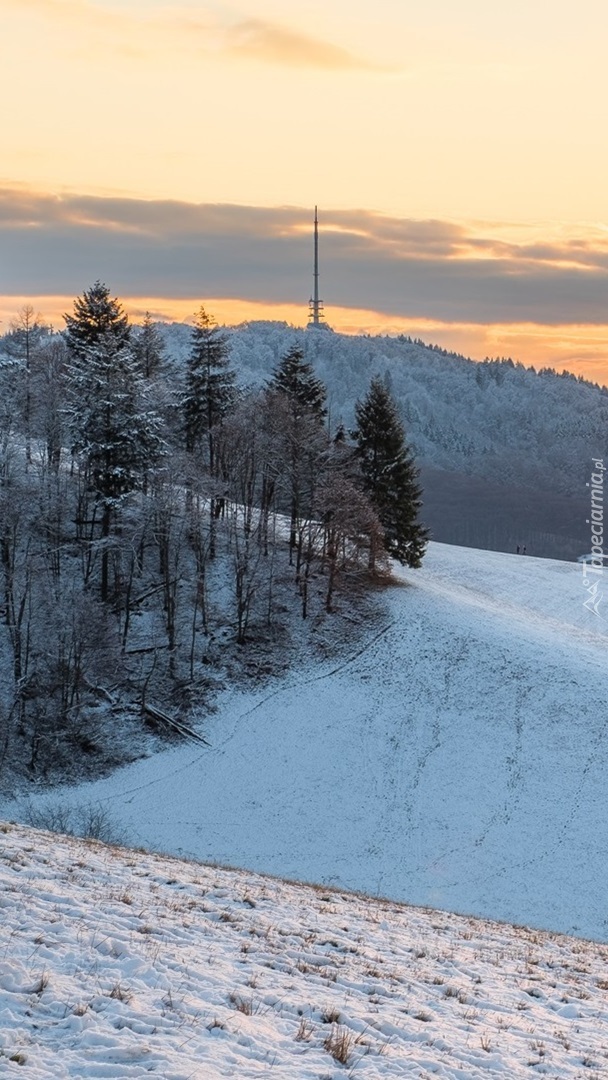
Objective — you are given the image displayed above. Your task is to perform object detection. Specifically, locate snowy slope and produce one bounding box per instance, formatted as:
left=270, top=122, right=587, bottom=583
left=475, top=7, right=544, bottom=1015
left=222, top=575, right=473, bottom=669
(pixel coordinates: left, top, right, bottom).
left=1, top=822, right=607, bottom=1079
left=5, top=543, right=608, bottom=941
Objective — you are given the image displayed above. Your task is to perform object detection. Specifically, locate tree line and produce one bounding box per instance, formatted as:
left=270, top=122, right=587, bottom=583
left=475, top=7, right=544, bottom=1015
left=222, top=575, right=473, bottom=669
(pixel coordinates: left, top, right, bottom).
left=0, top=284, right=426, bottom=780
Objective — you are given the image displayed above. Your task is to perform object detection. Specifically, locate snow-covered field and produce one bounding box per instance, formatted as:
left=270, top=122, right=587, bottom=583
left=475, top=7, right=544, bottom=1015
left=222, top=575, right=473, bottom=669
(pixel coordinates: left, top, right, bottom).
left=1, top=821, right=607, bottom=1079
left=5, top=542, right=608, bottom=941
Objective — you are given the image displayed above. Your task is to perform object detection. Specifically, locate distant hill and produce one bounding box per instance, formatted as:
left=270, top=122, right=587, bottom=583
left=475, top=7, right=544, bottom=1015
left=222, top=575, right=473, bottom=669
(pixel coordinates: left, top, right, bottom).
left=159, top=321, right=608, bottom=560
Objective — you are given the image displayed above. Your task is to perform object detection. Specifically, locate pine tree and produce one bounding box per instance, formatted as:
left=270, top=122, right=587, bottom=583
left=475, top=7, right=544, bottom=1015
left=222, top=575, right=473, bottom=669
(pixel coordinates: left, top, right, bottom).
left=64, top=281, right=130, bottom=359
left=183, top=307, right=236, bottom=470
left=269, top=346, right=326, bottom=421
left=354, top=377, right=428, bottom=568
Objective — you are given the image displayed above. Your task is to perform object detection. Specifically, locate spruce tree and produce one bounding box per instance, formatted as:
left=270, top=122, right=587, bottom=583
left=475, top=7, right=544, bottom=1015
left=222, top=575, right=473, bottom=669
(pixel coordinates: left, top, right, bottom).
left=183, top=307, right=236, bottom=471
left=66, top=334, right=163, bottom=506
left=354, top=377, right=428, bottom=568
left=64, top=281, right=130, bottom=359
left=269, top=346, right=326, bottom=421
left=65, top=289, right=164, bottom=600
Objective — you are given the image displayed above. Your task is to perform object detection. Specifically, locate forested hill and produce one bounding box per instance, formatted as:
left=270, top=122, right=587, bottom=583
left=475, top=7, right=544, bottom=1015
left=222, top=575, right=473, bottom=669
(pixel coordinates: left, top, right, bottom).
left=160, top=321, right=608, bottom=560
left=162, top=320, right=606, bottom=495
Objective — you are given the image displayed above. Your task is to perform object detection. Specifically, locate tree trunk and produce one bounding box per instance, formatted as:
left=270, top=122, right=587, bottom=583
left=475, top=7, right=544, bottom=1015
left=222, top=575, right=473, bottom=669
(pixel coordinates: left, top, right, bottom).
left=100, top=503, right=111, bottom=602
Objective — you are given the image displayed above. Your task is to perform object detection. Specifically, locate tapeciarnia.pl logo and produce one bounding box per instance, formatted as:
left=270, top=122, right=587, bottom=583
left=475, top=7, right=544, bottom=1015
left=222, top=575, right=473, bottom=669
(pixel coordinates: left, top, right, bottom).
left=581, top=458, right=605, bottom=616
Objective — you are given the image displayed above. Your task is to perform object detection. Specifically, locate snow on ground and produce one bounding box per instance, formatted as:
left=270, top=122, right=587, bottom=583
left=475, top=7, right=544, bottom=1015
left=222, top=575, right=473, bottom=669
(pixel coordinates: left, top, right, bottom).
left=4, top=542, right=608, bottom=942
left=1, top=821, right=607, bottom=1079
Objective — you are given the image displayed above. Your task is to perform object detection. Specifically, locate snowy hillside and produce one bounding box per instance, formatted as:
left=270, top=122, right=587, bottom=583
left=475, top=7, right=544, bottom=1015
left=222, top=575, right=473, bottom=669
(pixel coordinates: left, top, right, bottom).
left=1, top=822, right=607, bottom=1080
left=7, top=542, right=608, bottom=943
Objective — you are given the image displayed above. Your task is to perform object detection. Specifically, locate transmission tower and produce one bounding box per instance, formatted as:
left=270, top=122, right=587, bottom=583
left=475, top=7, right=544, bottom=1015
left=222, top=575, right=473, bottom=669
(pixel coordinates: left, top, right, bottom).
left=307, top=206, right=326, bottom=328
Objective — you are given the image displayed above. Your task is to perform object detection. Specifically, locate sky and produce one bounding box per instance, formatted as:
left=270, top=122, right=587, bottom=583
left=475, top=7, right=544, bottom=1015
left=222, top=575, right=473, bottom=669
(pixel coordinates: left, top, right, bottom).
left=3, top=0, right=608, bottom=378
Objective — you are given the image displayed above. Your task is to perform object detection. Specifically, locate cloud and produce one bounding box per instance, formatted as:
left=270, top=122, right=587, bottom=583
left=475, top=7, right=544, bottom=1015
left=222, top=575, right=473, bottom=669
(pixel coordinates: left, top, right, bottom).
left=2, top=188, right=608, bottom=326
left=224, top=19, right=384, bottom=71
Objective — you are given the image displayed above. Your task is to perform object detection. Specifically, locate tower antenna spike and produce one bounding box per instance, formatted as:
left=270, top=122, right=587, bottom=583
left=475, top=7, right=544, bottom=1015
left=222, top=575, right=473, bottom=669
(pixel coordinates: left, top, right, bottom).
left=308, top=205, right=325, bottom=328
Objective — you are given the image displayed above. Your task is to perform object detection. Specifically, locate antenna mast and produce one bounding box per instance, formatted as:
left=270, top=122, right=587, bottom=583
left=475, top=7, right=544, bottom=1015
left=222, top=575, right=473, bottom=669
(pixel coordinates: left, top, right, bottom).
left=308, top=205, right=325, bottom=327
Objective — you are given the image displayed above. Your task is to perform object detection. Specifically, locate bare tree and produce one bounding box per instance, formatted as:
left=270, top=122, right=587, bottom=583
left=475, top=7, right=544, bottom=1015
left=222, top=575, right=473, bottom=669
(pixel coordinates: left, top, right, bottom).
left=6, top=305, right=45, bottom=469
left=31, top=334, right=67, bottom=471
left=315, top=475, right=385, bottom=613
left=152, top=477, right=186, bottom=677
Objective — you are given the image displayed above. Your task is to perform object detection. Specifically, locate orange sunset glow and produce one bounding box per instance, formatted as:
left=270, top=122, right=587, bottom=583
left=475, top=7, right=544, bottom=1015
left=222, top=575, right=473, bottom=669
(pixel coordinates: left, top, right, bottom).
left=3, top=293, right=608, bottom=383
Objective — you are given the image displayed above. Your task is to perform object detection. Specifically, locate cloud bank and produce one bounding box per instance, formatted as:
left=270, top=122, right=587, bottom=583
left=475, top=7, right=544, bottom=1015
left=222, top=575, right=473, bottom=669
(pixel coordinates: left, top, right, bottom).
left=2, top=188, right=608, bottom=326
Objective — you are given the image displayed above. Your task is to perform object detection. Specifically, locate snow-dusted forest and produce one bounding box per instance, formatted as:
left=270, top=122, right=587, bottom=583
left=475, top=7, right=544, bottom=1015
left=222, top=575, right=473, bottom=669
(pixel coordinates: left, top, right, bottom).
left=0, top=293, right=423, bottom=787
left=165, top=320, right=608, bottom=559
left=166, top=320, right=608, bottom=496
left=1, top=293, right=606, bottom=785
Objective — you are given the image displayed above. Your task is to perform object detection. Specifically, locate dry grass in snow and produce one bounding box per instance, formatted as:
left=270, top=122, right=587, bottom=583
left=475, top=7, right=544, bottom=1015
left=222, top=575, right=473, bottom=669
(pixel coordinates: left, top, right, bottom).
left=1, top=822, right=607, bottom=1078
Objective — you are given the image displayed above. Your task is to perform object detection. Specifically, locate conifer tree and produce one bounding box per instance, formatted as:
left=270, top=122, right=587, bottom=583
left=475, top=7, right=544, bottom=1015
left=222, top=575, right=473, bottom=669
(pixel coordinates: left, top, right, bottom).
left=66, top=334, right=163, bottom=506
left=354, top=377, right=428, bottom=568
left=269, top=346, right=326, bottom=421
left=64, top=288, right=164, bottom=601
left=64, top=281, right=130, bottom=359
left=183, top=307, right=236, bottom=471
